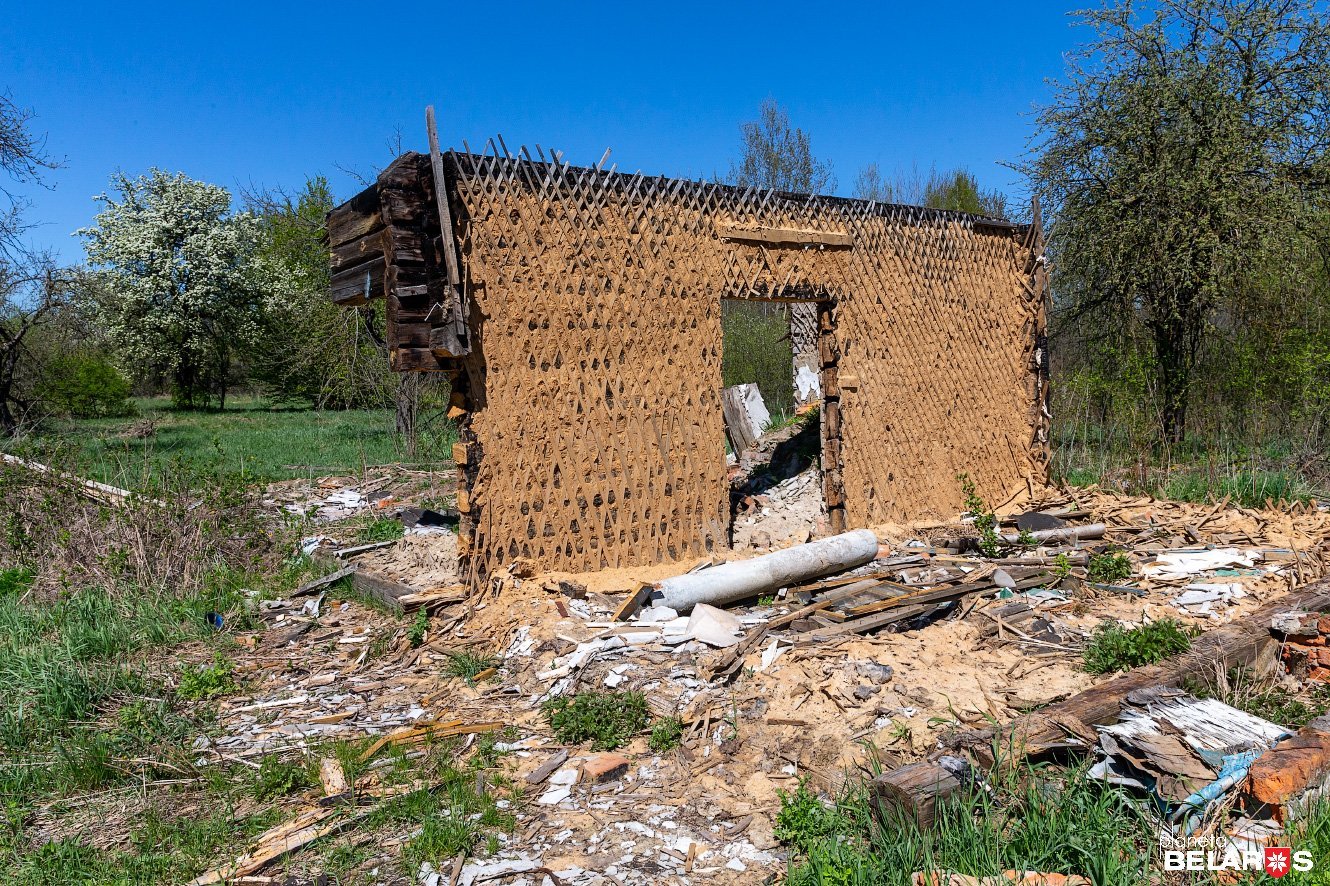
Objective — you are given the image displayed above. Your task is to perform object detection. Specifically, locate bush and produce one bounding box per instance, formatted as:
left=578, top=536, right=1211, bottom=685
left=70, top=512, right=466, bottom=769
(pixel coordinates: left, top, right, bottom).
left=38, top=352, right=136, bottom=418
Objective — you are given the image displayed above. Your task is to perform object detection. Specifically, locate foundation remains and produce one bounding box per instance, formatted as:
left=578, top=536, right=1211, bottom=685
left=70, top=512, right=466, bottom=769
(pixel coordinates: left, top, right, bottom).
left=326, top=137, right=1049, bottom=587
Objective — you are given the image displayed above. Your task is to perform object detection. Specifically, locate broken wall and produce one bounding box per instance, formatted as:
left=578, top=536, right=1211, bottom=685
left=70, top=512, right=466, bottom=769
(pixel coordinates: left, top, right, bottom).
left=327, top=151, right=1047, bottom=587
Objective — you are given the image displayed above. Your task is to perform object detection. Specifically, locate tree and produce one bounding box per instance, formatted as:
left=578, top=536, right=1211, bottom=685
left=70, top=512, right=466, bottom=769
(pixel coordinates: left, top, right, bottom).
left=79, top=170, right=272, bottom=409
left=0, top=92, right=67, bottom=436
left=1027, top=0, right=1330, bottom=443
left=726, top=99, right=837, bottom=409
left=247, top=176, right=396, bottom=408
left=0, top=259, right=69, bottom=434
left=728, top=99, right=836, bottom=194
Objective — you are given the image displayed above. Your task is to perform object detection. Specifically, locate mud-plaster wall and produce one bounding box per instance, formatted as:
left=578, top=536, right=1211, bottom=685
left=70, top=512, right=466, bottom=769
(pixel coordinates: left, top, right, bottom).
left=446, top=158, right=1040, bottom=586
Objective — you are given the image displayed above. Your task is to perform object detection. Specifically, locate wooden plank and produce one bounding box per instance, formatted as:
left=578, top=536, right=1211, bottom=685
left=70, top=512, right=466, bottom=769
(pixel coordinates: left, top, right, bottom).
left=716, top=222, right=853, bottom=248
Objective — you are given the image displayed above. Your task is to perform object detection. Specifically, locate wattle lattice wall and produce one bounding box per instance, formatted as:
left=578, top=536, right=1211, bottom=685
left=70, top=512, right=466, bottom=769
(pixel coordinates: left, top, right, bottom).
left=327, top=149, right=1048, bottom=587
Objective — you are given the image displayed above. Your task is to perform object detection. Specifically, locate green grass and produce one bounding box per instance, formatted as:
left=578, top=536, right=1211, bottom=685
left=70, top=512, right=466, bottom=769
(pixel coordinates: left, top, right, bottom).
left=4, top=395, right=447, bottom=487
left=541, top=690, right=650, bottom=751
left=176, top=652, right=237, bottom=701
left=1050, top=418, right=1321, bottom=508
left=1183, top=666, right=1330, bottom=731
left=779, top=764, right=1152, bottom=885
left=4, top=804, right=280, bottom=884
left=444, top=651, right=500, bottom=682
left=649, top=716, right=684, bottom=753
left=1082, top=619, right=1195, bottom=674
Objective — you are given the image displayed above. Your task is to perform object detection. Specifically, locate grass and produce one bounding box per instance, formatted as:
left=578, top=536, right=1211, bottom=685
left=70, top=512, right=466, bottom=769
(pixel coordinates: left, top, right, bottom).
left=541, top=690, right=651, bottom=751
left=4, top=394, right=451, bottom=487
left=649, top=716, right=684, bottom=753
left=445, top=651, right=501, bottom=682
left=176, top=652, right=237, bottom=701
left=778, top=763, right=1152, bottom=885
left=1051, top=416, right=1323, bottom=507
left=5, top=804, right=280, bottom=884
left=1082, top=619, right=1195, bottom=674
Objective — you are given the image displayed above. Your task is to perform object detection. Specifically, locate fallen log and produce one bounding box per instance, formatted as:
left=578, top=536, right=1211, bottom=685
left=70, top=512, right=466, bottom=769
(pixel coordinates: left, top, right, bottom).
left=951, top=577, right=1330, bottom=766
left=653, top=529, right=879, bottom=612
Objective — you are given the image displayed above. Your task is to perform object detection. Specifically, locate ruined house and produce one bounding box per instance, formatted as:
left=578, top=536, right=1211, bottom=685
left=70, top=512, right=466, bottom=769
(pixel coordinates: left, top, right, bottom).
left=326, top=137, right=1050, bottom=588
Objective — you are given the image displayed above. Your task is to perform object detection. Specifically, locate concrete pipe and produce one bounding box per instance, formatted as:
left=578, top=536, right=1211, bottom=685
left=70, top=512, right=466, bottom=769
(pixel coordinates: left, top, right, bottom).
left=652, top=528, right=880, bottom=612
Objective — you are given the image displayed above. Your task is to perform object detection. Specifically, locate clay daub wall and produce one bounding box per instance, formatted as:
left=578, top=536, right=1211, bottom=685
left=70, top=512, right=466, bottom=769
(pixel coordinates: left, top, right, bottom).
left=326, top=149, right=1047, bottom=587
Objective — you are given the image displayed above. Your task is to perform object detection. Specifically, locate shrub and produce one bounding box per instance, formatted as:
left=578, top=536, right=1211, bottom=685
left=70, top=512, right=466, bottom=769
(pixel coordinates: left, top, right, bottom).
left=38, top=353, right=136, bottom=418
left=541, top=691, right=649, bottom=751
left=649, top=716, right=684, bottom=753
left=1083, top=619, right=1194, bottom=674
left=1087, top=551, right=1133, bottom=583
left=177, top=652, right=236, bottom=700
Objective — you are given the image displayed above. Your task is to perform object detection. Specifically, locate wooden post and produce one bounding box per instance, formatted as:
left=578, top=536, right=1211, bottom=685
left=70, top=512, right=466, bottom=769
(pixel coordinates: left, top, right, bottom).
left=818, top=301, right=847, bottom=534
left=425, top=106, right=469, bottom=358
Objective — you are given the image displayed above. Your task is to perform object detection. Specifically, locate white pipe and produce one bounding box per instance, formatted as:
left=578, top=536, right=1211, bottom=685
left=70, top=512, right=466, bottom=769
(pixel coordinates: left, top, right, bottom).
left=998, top=523, right=1106, bottom=544
left=653, top=529, right=880, bottom=612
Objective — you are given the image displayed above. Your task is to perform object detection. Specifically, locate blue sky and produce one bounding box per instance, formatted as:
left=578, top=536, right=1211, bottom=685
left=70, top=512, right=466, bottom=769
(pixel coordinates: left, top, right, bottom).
left=2, top=1, right=1082, bottom=262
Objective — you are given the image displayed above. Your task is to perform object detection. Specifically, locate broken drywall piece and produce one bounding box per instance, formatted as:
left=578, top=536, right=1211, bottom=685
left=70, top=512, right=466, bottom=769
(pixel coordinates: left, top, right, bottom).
left=794, top=365, right=821, bottom=402
left=1144, top=548, right=1259, bottom=580
left=721, top=383, right=770, bottom=455
left=686, top=604, right=744, bottom=648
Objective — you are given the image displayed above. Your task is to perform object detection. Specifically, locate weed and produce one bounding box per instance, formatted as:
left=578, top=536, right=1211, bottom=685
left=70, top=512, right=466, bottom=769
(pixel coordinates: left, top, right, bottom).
left=1015, top=528, right=1036, bottom=547
left=445, top=650, right=500, bottom=682
left=177, top=652, right=237, bottom=700
left=408, top=610, right=429, bottom=648
left=957, top=473, right=1001, bottom=558
left=775, top=780, right=844, bottom=854
left=541, top=691, right=650, bottom=751
left=0, top=567, right=34, bottom=597
left=252, top=754, right=314, bottom=801
left=1083, top=619, right=1195, bottom=674
left=1087, top=551, right=1133, bottom=583
left=757, top=594, right=777, bottom=606
left=1052, top=553, right=1073, bottom=579
left=357, top=516, right=404, bottom=543
left=649, top=716, right=684, bottom=753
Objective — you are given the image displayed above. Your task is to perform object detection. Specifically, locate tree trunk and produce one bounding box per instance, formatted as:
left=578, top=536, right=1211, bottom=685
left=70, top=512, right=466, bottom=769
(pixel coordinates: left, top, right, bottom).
left=395, top=373, right=421, bottom=456
left=1152, top=302, right=1199, bottom=446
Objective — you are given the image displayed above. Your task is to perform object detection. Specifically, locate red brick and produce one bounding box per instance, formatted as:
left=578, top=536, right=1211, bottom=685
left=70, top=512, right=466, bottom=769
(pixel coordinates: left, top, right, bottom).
left=1317, top=615, right=1330, bottom=635
left=581, top=753, right=630, bottom=784
left=1309, top=667, right=1330, bottom=683
left=1247, top=729, right=1330, bottom=814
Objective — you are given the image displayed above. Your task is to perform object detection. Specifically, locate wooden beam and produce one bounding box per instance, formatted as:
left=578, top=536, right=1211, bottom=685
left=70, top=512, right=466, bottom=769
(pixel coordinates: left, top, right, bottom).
left=716, top=222, right=853, bottom=249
